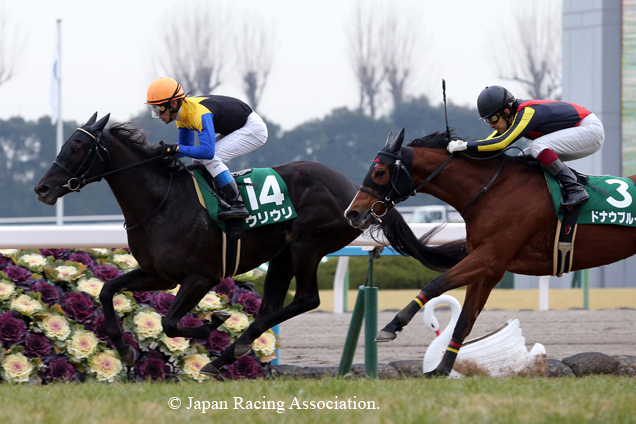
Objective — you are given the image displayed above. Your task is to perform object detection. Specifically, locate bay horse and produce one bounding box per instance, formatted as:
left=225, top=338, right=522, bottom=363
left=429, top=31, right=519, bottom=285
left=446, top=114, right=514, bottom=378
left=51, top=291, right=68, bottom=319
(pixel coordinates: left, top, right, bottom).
left=344, top=128, right=636, bottom=377
left=34, top=113, right=361, bottom=377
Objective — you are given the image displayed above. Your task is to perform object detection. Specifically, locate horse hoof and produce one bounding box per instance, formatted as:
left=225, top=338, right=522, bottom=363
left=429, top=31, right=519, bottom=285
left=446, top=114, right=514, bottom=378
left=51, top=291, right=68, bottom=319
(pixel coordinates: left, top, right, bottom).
left=234, top=344, right=251, bottom=358
left=375, top=331, right=397, bottom=343
left=423, top=370, right=448, bottom=379
left=212, top=311, right=231, bottom=322
left=120, top=345, right=136, bottom=366
left=200, top=362, right=222, bottom=379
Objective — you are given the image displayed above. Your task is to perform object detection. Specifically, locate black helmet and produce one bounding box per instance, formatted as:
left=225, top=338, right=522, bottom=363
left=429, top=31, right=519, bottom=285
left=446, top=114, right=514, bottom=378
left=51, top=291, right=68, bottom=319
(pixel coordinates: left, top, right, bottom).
left=477, top=86, right=515, bottom=120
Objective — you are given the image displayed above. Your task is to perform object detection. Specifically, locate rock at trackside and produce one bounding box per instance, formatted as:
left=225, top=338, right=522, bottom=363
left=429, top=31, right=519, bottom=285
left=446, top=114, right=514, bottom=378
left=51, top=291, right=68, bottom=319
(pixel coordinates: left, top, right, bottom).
left=615, top=357, right=636, bottom=377
left=546, top=359, right=575, bottom=377
left=562, top=352, right=619, bottom=376
left=388, top=360, right=425, bottom=378
left=350, top=364, right=401, bottom=380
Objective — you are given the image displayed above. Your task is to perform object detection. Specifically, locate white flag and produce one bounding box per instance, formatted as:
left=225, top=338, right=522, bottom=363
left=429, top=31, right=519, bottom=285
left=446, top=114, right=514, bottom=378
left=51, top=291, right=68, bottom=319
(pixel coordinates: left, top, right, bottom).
left=49, top=21, right=61, bottom=125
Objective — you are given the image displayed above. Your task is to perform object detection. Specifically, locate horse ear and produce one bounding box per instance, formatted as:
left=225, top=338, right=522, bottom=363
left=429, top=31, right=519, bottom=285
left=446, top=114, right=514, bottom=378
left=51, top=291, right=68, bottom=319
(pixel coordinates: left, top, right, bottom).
left=388, top=127, right=405, bottom=153
left=90, top=113, right=110, bottom=133
left=383, top=131, right=394, bottom=147
left=84, top=112, right=98, bottom=127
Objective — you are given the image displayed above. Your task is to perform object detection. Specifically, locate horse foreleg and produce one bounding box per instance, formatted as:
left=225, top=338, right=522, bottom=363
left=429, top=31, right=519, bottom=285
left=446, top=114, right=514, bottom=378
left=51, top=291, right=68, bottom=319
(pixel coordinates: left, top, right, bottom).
left=161, top=274, right=228, bottom=340
left=99, top=269, right=174, bottom=365
left=424, top=280, right=496, bottom=378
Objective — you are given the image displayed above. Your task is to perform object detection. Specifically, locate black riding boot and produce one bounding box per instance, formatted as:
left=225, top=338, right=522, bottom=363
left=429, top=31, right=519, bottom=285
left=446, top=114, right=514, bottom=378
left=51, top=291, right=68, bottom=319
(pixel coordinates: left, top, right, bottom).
left=217, top=180, right=250, bottom=220
left=547, top=159, right=589, bottom=208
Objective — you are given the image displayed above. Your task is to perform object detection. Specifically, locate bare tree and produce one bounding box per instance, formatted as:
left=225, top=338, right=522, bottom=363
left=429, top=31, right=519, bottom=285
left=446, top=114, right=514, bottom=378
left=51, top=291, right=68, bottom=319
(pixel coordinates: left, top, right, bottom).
left=492, top=1, right=562, bottom=99
left=347, top=1, right=385, bottom=118
left=381, top=5, right=425, bottom=110
left=0, top=10, right=25, bottom=87
left=156, top=2, right=230, bottom=95
left=235, top=18, right=276, bottom=110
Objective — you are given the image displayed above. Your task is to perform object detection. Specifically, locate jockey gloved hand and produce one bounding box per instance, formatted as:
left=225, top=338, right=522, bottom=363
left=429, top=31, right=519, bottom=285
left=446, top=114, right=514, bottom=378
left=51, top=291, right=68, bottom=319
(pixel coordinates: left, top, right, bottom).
left=447, top=139, right=468, bottom=153
left=160, top=142, right=180, bottom=157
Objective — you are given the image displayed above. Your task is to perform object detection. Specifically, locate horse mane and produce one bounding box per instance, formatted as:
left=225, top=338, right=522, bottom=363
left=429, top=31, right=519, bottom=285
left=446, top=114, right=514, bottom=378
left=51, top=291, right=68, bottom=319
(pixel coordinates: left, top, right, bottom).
left=108, top=123, right=162, bottom=158
left=407, top=131, right=454, bottom=149
left=407, top=129, right=539, bottom=166
left=368, top=208, right=467, bottom=272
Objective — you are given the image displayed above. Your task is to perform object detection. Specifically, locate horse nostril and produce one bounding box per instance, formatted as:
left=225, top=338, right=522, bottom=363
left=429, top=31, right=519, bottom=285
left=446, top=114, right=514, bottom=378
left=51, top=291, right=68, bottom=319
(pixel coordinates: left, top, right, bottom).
left=346, top=210, right=359, bottom=221
left=35, top=184, right=49, bottom=196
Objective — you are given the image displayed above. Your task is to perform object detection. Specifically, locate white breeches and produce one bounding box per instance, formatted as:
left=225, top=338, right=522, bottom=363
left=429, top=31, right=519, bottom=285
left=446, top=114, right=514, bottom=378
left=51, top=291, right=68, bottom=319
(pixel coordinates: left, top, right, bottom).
left=523, top=113, right=605, bottom=161
left=193, top=111, right=268, bottom=178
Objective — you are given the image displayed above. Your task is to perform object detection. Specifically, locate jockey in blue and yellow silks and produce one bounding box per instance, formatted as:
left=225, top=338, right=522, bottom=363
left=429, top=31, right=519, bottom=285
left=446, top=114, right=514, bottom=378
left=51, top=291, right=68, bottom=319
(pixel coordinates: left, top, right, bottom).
left=145, top=77, right=268, bottom=220
left=447, top=86, right=605, bottom=209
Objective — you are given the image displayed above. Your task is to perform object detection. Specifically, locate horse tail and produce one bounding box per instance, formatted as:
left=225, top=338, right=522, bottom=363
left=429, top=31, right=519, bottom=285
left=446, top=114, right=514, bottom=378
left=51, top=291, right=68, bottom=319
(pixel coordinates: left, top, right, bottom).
left=369, top=209, right=467, bottom=272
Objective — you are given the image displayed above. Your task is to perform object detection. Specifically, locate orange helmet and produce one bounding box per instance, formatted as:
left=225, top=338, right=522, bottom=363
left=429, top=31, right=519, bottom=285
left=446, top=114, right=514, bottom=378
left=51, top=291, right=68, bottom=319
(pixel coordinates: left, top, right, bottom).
left=145, top=77, right=185, bottom=105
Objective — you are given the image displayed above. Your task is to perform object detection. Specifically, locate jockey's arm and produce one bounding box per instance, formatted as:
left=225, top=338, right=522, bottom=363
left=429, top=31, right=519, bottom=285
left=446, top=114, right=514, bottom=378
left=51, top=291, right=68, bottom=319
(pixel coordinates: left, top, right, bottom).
left=467, top=107, right=538, bottom=152
left=176, top=113, right=216, bottom=159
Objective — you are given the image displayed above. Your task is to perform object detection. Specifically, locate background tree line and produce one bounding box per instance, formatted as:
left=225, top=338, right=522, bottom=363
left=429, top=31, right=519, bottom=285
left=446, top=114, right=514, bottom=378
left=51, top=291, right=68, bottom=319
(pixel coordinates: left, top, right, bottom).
left=0, top=96, right=490, bottom=218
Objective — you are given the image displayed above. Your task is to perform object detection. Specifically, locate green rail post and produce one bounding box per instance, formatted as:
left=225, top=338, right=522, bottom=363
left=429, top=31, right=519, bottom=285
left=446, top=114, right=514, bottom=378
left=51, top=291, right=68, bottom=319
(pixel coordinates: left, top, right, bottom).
left=343, top=267, right=349, bottom=312
left=338, top=286, right=366, bottom=376
left=583, top=269, right=589, bottom=310
left=364, top=249, right=379, bottom=379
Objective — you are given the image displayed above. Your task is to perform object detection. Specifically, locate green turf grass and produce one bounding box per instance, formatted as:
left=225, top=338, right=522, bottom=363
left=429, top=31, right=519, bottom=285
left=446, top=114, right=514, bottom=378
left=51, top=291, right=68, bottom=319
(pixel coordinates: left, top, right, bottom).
left=0, top=376, right=634, bottom=424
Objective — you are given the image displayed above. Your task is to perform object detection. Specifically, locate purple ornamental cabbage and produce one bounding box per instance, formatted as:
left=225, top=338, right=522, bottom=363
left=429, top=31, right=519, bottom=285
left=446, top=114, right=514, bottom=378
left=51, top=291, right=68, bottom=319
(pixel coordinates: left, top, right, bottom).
left=132, top=291, right=153, bottom=305
left=3, top=265, right=31, bottom=283
left=92, top=264, right=121, bottom=282
left=46, top=357, right=76, bottom=382
left=62, top=292, right=95, bottom=323
left=23, top=332, right=53, bottom=358
left=204, top=330, right=230, bottom=355
left=0, top=311, right=27, bottom=346
left=213, top=278, right=236, bottom=301
left=152, top=293, right=175, bottom=316
left=179, top=315, right=204, bottom=328
left=40, top=249, right=71, bottom=260
left=221, top=355, right=265, bottom=380
left=122, top=332, right=140, bottom=353
left=91, top=315, right=109, bottom=342
left=68, top=251, right=95, bottom=269
left=236, top=292, right=261, bottom=317
left=32, top=281, right=62, bottom=306
left=135, top=352, right=169, bottom=381
left=0, top=255, right=13, bottom=270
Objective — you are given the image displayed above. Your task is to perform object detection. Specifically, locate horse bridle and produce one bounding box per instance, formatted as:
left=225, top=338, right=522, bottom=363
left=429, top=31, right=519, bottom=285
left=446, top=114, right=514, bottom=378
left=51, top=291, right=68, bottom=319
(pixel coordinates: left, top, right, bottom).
left=360, top=148, right=456, bottom=222
left=52, top=127, right=111, bottom=192
left=360, top=147, right=506, bottom=221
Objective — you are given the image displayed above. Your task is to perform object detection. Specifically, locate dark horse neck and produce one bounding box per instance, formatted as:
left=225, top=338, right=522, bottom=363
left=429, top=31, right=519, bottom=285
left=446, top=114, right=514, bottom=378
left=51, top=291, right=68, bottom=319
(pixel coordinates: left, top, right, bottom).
left=102, top=134, right=182, bottom=230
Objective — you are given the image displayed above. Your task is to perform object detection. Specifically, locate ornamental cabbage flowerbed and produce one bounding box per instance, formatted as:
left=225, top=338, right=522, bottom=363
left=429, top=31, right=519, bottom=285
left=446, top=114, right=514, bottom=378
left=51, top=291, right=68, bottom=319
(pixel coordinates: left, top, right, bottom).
left=0, top=248, right=279, bottom=384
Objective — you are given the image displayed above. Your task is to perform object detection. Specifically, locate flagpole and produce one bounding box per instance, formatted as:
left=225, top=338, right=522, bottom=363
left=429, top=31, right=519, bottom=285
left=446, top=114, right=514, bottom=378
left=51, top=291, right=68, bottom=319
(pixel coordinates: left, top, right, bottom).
left=54, top=19, right=64, bottom=225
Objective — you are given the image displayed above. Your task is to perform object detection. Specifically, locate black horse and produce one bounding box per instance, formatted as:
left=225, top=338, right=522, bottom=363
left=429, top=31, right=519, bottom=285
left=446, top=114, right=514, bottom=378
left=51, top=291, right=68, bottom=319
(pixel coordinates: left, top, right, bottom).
left=34, top=113, right=361, bottom=377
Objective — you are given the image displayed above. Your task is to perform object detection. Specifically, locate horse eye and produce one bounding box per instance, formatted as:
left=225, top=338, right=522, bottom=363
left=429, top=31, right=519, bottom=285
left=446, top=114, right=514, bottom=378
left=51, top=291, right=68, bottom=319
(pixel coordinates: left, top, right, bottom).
left=71, top=147, right=80, bottom=154
left=376, top=170, right=385, bottom=177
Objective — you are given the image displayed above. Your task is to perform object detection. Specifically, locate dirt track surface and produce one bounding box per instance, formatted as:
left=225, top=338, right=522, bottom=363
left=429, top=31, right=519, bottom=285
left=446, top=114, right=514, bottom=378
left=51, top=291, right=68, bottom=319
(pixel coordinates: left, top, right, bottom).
left=277, top=309, right=636, bottom=366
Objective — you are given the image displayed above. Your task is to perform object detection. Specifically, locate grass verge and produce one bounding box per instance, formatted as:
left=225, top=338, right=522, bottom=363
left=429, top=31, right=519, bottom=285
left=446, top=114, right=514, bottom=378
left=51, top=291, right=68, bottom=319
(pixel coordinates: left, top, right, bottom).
left=0, top=376, right=634, bottom=424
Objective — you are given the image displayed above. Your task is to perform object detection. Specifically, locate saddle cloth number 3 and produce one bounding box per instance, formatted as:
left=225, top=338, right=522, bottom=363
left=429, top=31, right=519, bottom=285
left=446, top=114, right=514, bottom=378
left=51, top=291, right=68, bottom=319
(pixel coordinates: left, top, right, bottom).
left=243, top=175, right=285, bottom=210
left=606, top=179, right=633, bottom=208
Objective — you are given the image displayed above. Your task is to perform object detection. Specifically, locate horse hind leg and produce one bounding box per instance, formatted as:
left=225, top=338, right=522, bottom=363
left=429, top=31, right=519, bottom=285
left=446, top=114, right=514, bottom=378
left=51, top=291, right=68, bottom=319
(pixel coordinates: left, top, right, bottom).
left=200, top=249, right=317, bottom=378
left=424, top=280, right=497, bottom=378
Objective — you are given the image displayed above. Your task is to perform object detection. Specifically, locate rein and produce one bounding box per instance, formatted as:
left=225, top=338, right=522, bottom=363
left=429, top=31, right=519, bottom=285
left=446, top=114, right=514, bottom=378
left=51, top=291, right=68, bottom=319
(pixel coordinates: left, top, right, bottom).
left=363, top=146, right=515, bottom=220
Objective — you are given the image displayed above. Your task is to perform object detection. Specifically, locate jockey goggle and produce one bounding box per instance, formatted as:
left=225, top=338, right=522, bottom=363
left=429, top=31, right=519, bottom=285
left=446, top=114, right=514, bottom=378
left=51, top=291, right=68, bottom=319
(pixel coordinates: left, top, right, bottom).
left=484, top=113, right=501, bottom=125
left=150, top=104, right=169, bottom=119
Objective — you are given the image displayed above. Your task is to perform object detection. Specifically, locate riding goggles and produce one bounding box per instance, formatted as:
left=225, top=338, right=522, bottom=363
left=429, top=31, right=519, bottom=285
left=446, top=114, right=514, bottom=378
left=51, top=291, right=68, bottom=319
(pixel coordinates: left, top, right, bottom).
left=483, top=113, right=501, bottom=125
left=150, top=104, right=168, bottom=118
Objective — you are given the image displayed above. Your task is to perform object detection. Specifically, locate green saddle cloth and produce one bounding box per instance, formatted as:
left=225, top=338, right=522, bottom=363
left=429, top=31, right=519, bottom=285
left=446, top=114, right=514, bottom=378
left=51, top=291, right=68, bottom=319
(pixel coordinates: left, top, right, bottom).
left=545, top=171, right=636, bottom=226
left=193, top=168, right=297, bottom=232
